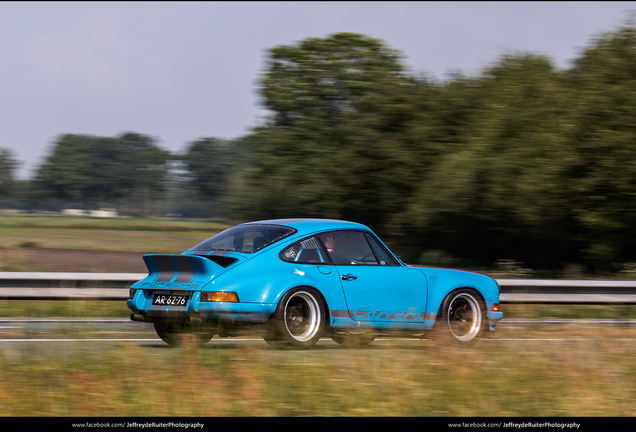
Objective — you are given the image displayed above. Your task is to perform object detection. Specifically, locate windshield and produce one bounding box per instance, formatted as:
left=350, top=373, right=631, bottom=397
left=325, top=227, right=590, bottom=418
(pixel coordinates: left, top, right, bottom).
left=187, top=224, right=297, bottom=254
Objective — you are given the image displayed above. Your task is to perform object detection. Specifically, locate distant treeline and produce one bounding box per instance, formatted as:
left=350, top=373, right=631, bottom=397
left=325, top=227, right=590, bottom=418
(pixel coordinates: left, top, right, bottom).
left=2, top=20, right=636, bottom=271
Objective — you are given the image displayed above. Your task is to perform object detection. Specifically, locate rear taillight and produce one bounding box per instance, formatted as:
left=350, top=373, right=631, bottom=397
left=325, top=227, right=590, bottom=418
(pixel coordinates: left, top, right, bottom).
left=200, top=291, right=239, bottom=302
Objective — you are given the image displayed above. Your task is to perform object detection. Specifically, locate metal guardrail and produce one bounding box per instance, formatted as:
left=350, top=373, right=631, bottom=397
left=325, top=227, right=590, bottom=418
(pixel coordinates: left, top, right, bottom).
left=0, top=272, right=144, bottom=300
left=498, top=279, right=636, bottom=304
left=1, top=272, right=636, bottom=304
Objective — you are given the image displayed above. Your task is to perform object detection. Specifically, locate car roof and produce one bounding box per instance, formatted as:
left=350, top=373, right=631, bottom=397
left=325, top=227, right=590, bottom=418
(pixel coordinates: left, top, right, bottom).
left=244, top=218, right=370, bottom=234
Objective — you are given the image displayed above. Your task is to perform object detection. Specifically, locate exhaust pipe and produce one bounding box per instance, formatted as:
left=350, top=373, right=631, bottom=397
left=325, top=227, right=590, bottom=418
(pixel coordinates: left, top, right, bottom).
left=130, top=314, right=146, bottom=322
left=186, top=316, right=202, bottom=325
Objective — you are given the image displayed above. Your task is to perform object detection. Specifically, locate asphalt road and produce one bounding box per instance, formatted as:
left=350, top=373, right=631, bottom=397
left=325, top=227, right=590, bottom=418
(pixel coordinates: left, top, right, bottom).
left=0, top=318, right=634, bottom=347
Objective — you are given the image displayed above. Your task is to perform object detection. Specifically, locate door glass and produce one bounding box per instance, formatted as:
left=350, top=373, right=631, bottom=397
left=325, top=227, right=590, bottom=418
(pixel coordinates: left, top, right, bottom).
left=365, top=233, right=399, bottom=266
left=319, top=231, right=378, bottom=265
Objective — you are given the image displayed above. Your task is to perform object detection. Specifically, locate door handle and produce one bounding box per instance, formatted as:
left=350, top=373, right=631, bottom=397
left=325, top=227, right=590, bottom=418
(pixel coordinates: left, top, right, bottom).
left=341, top=274, right=357, bottom=281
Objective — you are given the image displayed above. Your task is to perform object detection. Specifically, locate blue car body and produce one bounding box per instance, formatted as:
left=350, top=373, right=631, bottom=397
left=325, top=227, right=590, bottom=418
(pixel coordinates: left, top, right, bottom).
left=128, top=218, right=502, bottom=347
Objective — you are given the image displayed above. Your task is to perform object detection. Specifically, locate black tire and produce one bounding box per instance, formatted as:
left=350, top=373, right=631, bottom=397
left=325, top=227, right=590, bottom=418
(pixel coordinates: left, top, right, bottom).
left=431, top=289, right=486, bottom=346
left=195, top=327, right=216, bottom=345
left=331, top=332, right=375, bottom=347
left=154, top=322, right=215, bottom=346
left=154, top=322, right=180, bottom=346
left=269, top=287, right=326, bottom=348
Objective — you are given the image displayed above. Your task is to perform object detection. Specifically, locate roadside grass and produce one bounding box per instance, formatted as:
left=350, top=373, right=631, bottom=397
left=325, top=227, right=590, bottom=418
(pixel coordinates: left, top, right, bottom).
left=0, top=326, right=634, bottom=416
left=0, top=300, right=130, bottom=318
left=502, top=304, right=636, bottom=319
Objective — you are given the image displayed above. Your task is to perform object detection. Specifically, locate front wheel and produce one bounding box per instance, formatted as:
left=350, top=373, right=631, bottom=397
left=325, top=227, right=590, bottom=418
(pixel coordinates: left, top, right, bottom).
left=268, top=287, right=326, bottom=348
left=431, top=289, right=485, bottom=346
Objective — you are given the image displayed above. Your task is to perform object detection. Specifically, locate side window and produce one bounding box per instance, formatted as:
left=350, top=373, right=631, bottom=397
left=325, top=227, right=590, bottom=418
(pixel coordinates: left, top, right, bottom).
left=281, top=236, right=328, bottom=264
left=243, top=231, right=265, bottom=252
left=365, top=233, right=399, bottom=266
left=319, top=231, right=378, bottom=265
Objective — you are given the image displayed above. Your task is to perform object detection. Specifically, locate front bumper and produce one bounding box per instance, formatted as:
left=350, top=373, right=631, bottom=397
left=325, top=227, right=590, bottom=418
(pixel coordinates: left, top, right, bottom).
left=487, top=310, right=504, bottom=332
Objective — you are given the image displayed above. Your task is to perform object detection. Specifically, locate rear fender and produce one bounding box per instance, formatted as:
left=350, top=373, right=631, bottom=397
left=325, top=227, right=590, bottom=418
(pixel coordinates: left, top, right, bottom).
left=208, top=264, right=345, bottom=312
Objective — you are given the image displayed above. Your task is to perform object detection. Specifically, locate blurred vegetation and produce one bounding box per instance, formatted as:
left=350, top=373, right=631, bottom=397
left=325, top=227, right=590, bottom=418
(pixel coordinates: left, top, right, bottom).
left=0, top=331, right=635, bottom=416
left=2, top=21, right=636, bottom=272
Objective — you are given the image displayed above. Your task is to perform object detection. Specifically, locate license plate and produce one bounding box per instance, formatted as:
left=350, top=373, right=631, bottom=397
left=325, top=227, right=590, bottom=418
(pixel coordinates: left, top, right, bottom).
left=152, top=293, right=189, bottom=307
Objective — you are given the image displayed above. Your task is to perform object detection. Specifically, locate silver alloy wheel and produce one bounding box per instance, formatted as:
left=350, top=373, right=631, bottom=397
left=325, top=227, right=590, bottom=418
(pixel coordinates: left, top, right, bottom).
left=445, top=292, right=483, bottom=342
left=283, top=290, right=322, bottom=342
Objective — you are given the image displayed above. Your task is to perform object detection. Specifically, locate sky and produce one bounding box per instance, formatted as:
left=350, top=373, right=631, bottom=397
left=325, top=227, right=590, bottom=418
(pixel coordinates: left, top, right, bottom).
left=1, top=1, right=635, bottom=179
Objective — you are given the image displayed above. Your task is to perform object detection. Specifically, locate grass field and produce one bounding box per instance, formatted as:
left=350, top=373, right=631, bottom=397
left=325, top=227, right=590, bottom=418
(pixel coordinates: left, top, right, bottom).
left=0, top=214, right=228, bottom=253
left=0, top=326, right=635, bottom=417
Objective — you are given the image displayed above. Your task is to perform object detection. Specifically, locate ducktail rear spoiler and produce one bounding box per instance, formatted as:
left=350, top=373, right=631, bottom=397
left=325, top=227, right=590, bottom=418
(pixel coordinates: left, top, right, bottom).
left=132, top=254, right=232, bottom=291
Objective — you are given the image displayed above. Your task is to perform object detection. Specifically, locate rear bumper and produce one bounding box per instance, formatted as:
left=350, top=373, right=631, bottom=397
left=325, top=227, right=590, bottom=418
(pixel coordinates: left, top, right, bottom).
left=196, top=301, right=276, bottom=322
left=127, top=290, right=276, bottom=323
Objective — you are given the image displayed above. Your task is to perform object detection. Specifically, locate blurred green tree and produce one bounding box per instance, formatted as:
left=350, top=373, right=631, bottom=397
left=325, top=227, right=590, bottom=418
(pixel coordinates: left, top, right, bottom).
left=564, top=23, right=636, bottom=265
left=33, top=133, right=171, bottom=211
left=231, top=32, right=421, bottom=229
left=181, top=137, right=249, bottom=202
left=0, top=148, right=19, bottom=200
left=402, top=54, right=577, bottom=265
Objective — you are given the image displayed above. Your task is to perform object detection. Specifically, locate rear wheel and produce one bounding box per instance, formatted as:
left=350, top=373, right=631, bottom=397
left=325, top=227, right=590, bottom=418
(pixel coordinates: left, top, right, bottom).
left=431, top=289, right=485, bottom=346
left=331, top=332, right=375, bottom=347
left=268, top=288, right=326, bottom=348
left=154, top=322, right=215, bottom=346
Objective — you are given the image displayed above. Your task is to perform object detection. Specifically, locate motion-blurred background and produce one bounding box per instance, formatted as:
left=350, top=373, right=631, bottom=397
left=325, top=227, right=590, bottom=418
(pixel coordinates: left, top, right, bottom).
left=3, top=5, right=636, bottom=420
left=2, top=2, right=636, bottom=274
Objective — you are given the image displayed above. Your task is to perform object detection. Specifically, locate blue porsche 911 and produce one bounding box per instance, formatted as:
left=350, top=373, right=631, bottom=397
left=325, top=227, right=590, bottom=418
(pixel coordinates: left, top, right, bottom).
left=128, top=219, right=502, bottom=348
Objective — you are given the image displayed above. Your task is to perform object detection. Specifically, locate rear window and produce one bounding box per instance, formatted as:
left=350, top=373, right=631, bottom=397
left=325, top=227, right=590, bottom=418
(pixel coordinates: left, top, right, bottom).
left=187, top=224, right=296, bottom=254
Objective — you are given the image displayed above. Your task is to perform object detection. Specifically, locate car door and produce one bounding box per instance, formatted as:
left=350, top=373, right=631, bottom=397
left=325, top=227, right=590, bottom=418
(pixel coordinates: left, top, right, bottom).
left=319, top=230, right=428, bottom=324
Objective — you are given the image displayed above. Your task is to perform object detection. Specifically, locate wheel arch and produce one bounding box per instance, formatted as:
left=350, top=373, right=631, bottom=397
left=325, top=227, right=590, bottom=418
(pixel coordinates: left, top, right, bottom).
left=429, top=283, right=487, bottom=318
left=266, top=284, right=330, bottom=348
left=452, top=286, right=486, bottom=303
left=274, top=284, right=331, bottom=322
left=430, top=286, right=488, bottom=344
